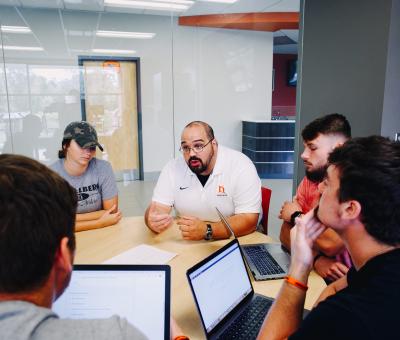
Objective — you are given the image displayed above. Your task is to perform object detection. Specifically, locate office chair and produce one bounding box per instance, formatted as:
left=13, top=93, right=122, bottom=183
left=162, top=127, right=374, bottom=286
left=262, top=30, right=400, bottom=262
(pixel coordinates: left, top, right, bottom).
left=261, top=186, right=272, bottom=234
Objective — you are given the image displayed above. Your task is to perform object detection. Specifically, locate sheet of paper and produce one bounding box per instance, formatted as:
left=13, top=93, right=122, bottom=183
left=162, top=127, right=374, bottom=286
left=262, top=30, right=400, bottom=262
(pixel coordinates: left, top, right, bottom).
left=103, top=244, right=177, bottom=265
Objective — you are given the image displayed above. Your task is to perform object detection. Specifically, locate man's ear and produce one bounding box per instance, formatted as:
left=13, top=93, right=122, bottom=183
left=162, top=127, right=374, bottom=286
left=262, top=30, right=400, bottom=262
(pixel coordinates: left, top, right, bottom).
left=340, top=200, right=362, bottom=221
left=54, top=237, right=73, bottom=274
left=52, top=237, right=74, bottom=302
left=333, top=141, right=344, bottom=150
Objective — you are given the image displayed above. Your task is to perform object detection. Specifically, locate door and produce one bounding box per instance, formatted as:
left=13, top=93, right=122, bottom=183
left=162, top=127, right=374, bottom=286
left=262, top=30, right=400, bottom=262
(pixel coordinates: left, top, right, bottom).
left=79, top=57, right=143, bottom=180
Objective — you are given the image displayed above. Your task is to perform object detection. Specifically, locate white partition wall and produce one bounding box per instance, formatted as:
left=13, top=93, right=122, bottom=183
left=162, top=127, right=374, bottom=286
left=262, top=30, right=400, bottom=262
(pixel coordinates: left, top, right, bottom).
left=0, top=5, right=275, bottom=177
left=173, top=26, right=273, bottom=154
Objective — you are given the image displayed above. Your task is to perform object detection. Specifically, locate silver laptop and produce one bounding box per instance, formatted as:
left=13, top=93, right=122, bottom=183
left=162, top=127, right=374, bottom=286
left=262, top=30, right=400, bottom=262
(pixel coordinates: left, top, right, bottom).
left=52, top=264, right=171, bottom=340
left=215, top=207, right=290, bottom=280
left=187, top=239, right=274, bottom=340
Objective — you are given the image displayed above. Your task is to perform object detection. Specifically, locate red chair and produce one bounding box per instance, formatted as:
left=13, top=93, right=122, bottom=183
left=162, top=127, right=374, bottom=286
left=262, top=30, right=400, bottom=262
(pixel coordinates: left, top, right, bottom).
left=261, top=187, right=272, bottom=234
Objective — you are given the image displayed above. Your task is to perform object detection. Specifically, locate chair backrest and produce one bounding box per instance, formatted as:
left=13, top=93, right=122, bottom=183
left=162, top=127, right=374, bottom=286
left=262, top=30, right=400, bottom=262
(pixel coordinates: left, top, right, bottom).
left=261, top=186, right=272, bottom=234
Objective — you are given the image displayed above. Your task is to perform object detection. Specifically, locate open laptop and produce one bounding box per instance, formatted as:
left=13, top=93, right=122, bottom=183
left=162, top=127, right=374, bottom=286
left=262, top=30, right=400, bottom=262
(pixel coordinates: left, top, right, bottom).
left=52, top=264, right=170, bottom=340
left=216, top=207, right=290, bottom=281
left=187, top=239, right=274, bottom=339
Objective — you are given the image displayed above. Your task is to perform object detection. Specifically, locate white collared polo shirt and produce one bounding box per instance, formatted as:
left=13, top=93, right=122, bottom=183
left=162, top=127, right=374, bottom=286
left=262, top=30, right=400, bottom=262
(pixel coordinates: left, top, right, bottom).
left=152, top=145, right=261, bottom=222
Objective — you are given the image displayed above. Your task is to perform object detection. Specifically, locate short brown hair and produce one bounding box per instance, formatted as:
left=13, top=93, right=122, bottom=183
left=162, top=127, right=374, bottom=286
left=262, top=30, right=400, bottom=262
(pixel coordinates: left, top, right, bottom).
left=0, top=154, right=77, bottom=293
left=302, top=113, right=351, bottom=142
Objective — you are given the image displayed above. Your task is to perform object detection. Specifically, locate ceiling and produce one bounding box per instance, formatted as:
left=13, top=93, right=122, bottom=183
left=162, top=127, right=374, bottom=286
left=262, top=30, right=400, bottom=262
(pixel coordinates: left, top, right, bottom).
left=0, top=0, right=299, bottom=53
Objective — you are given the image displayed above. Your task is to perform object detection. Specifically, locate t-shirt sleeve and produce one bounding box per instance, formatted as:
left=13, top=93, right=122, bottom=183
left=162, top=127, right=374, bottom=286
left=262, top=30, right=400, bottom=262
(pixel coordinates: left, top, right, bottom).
left=295, top=178, right=307, bottom=211
left=152, top=160, right=175, bottom=207
left=232, top=156, right=261, bottom=214
left=99, top=161, right=118, bottom=201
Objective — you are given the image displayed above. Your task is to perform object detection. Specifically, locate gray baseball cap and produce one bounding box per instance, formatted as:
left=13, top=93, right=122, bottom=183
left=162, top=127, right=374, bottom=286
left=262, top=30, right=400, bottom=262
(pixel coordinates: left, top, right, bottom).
left=63, top=121, right=103, bottom=152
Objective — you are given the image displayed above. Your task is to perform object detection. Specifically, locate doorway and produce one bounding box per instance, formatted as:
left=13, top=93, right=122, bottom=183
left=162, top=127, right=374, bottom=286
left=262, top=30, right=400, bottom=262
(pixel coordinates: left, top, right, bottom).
left=78, top=56, right=143, bottom=181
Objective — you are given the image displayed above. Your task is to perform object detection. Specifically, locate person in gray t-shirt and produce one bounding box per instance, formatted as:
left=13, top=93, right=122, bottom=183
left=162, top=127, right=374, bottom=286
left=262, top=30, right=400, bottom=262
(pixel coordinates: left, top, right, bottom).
left=0, top=301, right=147, bottom=340
left=50, top=121, right=121, bottom=232
left=0, top=155, right=188, bottom=340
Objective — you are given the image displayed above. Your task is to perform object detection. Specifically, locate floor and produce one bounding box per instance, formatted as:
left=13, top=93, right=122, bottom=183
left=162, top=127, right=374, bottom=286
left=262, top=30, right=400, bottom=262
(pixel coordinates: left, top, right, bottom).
left=117, top=178, right=293, bottom=242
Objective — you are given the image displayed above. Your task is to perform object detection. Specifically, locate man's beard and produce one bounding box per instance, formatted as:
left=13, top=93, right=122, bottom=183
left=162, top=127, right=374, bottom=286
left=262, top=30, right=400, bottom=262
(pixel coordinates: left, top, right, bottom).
left=188, top=156, right=207, bottom=174
left=187, top=149, right=213, bottom=175
left=305, top=165, right=327, bottom=183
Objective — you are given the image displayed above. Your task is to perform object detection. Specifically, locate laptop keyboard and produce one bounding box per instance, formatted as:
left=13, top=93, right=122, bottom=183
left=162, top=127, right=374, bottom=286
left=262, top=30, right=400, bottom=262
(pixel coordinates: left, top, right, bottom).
left=217, top=296, right=272, bottom=340
left=244, top=245, right=285, bottom=276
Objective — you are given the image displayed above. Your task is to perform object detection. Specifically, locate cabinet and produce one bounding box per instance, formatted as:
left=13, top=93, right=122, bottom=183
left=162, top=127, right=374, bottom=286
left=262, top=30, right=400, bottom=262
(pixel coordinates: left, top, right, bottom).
left=242, top=120, right=295, bottom=179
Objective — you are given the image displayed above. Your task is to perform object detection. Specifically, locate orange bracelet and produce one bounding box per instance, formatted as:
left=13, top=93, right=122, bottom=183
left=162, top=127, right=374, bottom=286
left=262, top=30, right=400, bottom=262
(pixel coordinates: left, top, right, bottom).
left=284, top=275, right=308, bottom=291
left=174, top=336, right=190, bottom=340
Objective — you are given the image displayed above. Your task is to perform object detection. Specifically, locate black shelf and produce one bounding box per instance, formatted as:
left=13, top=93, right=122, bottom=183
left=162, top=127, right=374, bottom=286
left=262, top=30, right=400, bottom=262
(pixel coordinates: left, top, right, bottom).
left=242, top=121, right=295, bottom=179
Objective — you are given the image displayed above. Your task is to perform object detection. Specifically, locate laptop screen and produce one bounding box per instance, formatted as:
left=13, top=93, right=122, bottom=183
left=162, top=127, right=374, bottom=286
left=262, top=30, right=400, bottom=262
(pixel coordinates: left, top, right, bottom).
left=187, top=240, right=252, bottom=333
left=52, top=265, right=170, bottom=340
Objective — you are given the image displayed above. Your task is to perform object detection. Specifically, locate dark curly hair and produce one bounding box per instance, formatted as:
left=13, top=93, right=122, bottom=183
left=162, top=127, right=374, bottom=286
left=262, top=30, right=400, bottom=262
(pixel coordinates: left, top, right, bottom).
left=328, top=136, right=400, bottom=245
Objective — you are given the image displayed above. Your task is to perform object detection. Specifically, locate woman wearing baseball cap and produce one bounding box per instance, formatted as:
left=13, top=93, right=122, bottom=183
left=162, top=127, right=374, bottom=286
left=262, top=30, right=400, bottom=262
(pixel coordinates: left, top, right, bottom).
left=50, top=121, right=122, bottom=232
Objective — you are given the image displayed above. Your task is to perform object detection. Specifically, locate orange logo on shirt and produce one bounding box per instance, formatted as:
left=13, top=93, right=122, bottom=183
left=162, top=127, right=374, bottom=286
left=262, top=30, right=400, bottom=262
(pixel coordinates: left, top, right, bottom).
left=218, top=185, right=225, bottom=193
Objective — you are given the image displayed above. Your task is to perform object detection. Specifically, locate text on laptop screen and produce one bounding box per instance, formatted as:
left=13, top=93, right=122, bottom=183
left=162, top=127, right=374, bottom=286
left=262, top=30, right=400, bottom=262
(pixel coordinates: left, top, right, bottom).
left=188, top=242, right=252, bottom=332
left=52, top=269, right=166, bottom=340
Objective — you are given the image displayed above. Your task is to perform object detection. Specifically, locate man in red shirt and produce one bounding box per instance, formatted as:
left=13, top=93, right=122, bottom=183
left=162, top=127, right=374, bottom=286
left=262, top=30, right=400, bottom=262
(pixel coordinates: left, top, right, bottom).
left=279, top=113, right=352, bottom=282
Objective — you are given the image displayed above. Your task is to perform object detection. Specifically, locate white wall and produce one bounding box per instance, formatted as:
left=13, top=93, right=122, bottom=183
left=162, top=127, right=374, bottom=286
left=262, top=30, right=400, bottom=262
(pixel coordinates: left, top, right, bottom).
left=0, top=6, right=274, bottom=174
left=173, top=26, right=273, bottom=155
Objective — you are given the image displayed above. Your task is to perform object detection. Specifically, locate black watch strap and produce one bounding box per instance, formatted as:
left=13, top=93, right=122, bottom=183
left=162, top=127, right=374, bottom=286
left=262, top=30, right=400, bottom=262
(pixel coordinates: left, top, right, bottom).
left=204, top=223, right=213, bottom=240
left=290, top=211, right=303, bottom=225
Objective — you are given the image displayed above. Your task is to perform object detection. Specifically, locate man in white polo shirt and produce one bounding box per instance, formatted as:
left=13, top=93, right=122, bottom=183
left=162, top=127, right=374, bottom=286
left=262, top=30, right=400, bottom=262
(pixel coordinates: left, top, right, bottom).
left=145, top=121, right=261, bottom=240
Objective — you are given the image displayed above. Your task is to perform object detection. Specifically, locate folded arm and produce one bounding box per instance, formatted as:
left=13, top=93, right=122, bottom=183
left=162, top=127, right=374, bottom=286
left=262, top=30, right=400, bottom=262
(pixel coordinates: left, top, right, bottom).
left=313, top=229, right=345, bottom=257
left=75, top=196, right=121, bottom=232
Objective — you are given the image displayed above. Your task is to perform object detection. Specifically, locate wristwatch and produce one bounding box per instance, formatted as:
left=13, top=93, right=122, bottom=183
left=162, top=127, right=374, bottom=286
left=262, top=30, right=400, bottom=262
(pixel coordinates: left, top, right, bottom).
left=204, top=223, right=213, bottom=240
left=290, top=211, right=303, bottom=226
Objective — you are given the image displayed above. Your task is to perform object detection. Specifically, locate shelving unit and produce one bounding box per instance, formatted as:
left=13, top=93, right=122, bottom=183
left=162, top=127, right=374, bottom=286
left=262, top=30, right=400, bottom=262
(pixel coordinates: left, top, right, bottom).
left=242, top=120, right=295, bottom=179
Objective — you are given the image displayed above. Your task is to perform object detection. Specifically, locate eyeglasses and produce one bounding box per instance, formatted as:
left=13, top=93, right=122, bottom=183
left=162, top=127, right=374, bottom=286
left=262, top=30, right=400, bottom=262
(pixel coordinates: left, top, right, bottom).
left=179, top=138, right=214, bottom=154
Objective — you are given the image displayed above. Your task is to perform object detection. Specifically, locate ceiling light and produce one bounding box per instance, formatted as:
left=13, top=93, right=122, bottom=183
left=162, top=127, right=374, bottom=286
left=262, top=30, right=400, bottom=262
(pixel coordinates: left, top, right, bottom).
left=0, top=25, right=32, bottom=34
left=197, top=0, right=237, bottom=3
left=92, top=48, right=136, bottom=54
left=96, top=30, right=155, bottom=39
left=2, top=45, right=43, bottom=51
left=104, top=0, right=194, bottom=11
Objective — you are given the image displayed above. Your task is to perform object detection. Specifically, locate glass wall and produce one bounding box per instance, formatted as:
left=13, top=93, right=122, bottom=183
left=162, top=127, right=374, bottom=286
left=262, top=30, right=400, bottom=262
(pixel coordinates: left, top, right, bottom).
left=0, top=2, right=292, bottom=178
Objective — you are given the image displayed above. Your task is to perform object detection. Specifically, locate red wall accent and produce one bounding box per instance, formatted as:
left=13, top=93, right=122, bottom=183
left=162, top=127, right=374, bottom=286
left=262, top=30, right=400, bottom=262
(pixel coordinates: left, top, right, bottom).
left=272, top=54, right=297, bottom=117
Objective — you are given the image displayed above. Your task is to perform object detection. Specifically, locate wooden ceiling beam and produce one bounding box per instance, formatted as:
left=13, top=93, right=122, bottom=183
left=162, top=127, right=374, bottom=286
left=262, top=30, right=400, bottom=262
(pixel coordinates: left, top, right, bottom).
left=178, top=12, right=299, bottom=32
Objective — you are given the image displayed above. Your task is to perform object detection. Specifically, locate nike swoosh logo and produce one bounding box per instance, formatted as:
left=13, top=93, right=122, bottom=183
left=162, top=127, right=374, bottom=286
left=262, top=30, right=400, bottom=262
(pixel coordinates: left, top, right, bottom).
left=179, top=186, right=189, bottom=190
